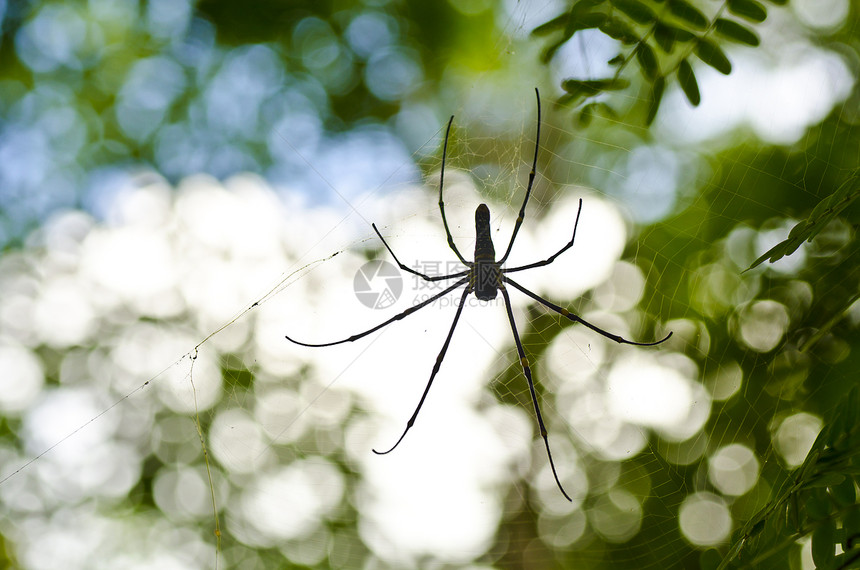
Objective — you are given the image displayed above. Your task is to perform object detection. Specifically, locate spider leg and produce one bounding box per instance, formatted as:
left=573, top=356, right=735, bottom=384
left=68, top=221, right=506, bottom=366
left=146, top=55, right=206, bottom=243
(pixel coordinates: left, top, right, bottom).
left=504, top=276, right=673, bottom=346
left=503, top=199, right=583, bottom=273
left=373, top=284, right=471, bottom=455
left=286, top=277, right=469, bottom=347
left=438, top=115, right=470, bottom=267
left=499, top=87, right=541, bottom=264
left=372, top=223, right=470, bottom=282
left=499, top=283, right=572, bottom=501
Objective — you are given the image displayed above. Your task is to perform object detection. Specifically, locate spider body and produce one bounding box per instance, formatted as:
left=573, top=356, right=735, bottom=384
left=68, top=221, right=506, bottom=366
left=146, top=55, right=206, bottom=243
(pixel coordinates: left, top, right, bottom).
left=286, top=88, right=671, bottom=501
left=473, top=203, right=499, bottom=301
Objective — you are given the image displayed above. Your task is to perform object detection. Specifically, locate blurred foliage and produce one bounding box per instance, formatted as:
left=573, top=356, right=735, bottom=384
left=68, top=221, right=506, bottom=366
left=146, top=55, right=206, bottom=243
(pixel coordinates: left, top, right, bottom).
left=1, top=0, right=860, bottom=569
left=533, top=0, right=791, bottom=125
left=635, top=101, right=860, bottom=566
left=720, top=386, right=860, bottom=569
left=746, top=170, right=860, bottom=272
left=0, top=0, right=497, bottom=247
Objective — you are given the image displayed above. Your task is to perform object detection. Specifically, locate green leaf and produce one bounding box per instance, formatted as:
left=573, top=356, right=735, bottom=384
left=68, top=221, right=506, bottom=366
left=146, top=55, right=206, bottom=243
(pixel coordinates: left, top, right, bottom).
left=831, top=552, right=860, bottom=570
left=830, top=406, right=850, bottom=450
left=574, top=12, right=610, bottom=30
left=532, top=13, right=567, bottom=36
left=806, top=488, right=831, bottom=520
left=610, top=0, right=657, bottom=23
left=578, top=102, right=621, bottom=126
left=533, top=8, right=610, bottom=63
left=667, top=0, right=708, bottom=29
left=677, top=59, right=700, bottom=106
left=594, top=102, right=619, bottom=119
left=809, top=473, right=845, bottom=488
left=533, top=1, right=610, bottom=37
left=812, top=520, right=836, bottom=568
left=843, top=506, right=860, bottom=550
left=578, top=105, right=594, bottom=127
left=654, top=24, right=696, bottom=53
left=715, top=18, right=761, bottom=46
left=830, top=475, right=856, bottom=506
left=728, top=0, right=768, bottom=23
left=600, top=18, right=638, bottom=44
left=749, top=518, right=766, bottom=537
left=786, top=494, right=800, bottom=533
left=796, top=290, right=860, bottom=348
left=699, top=549, right=721, bottom=570
left=572, top=102, right=618, bottom=127
left=672, top=27, right=695, bottom=42
left=654, top=24, right=675, bottom=53
left=845, top=386, right=860, bottom=444
left=561, top=78, right=630, bottom=94
left=541, top=39, right=566, bottom=63
left=608, top=54, right=625, bottom=65
left=800, top=438, right=826, bottom=481
left=746, top=171, right=860, bottom=270
left=723, top=538, right=745, bottom=567
left=561, top=78, right=630, bottom=102
left=646, top=76, right=665, bottom=125
left=765, top=0, right=787, bottom=4
left=636, top=43, right=659, bottom=78
left=695, top=39, right=732, bottom=75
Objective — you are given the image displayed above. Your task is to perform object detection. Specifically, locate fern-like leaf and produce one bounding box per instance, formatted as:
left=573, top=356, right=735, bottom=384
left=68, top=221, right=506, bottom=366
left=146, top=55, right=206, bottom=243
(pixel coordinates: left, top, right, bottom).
left=677, top=59, right=700, bottom=105
left=746, top=170, right=860, bottom=271
left=667, top=0, right=708, bottom=29
left=695, top=39, right=732, bottom=74
left=714, top=18, right=761, bottom=46
left=534, top=0, right=788, bottom=126
left=728, top=0, right=768, bottom=23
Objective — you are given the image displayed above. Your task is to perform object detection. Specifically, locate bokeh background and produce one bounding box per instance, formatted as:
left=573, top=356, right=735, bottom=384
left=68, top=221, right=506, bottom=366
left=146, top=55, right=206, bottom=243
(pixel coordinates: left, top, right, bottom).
left=0, top=0, right=858, bottom=568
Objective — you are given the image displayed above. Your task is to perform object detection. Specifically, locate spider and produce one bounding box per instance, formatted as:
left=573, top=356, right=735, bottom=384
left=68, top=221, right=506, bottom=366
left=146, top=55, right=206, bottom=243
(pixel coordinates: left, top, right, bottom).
left=286, top=88, right=672, bottom=500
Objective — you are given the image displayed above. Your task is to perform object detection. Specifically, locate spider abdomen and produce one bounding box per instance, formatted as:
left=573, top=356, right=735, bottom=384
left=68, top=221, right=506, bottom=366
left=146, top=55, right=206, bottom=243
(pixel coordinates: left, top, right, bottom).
left=473, top=261, right=500, bottom=300
left=473, top=204, right=499, bottom=300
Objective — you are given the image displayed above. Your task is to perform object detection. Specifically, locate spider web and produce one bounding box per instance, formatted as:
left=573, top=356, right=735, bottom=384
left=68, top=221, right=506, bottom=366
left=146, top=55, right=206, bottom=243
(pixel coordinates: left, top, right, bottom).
left=0, top=1, right=858, bottom=569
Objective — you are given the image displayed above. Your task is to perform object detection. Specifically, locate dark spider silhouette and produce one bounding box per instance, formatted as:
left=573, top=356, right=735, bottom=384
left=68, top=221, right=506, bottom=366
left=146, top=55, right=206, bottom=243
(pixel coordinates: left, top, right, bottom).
left=286, top=88, right=672, bottom=500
